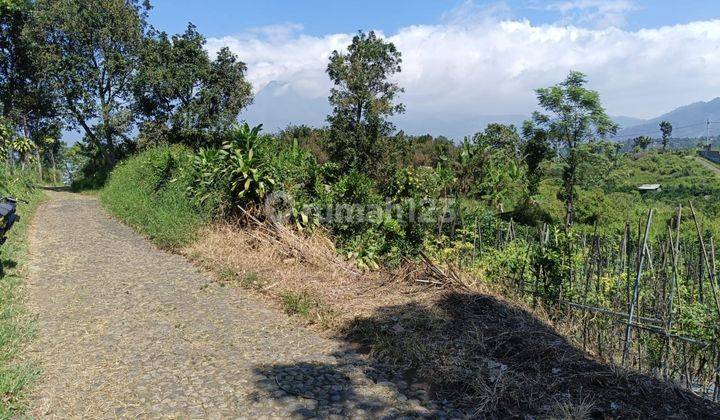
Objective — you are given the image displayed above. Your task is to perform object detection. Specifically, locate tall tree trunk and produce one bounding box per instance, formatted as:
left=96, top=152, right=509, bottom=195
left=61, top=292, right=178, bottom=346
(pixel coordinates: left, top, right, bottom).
left=50, top=149, right=57, bottom=184
left=564, top=147, right=577, bottom=229
left=36, top=148, right=42, bottom=179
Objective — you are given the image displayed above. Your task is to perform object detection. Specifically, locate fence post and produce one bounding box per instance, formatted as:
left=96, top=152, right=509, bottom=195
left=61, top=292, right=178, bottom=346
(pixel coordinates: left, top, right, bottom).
left=623, top=208, right=654, bottom=367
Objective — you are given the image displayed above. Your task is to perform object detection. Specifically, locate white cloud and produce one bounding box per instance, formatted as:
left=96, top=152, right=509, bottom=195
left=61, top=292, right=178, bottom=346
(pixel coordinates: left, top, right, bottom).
left=207, top=17, right=720, bottom=135
left=545, top=0, right=641, bottom=28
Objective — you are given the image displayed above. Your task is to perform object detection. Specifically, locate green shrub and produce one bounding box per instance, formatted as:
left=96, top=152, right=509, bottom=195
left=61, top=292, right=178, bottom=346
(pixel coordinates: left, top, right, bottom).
left=101, top=145, right=206, bottom=248
left=189, top=124, right=276, bottom=213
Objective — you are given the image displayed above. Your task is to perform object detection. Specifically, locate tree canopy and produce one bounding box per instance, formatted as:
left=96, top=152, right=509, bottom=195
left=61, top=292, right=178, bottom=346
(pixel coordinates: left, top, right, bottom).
left=660, top=120, right=673, bottom=151
left=133, top=24, right=252, bottom=148
left=28, top=0, right=151, bottom=166
left=527, top=71, right=618, bottom=227
left=326, top=30, right=404, bottom=173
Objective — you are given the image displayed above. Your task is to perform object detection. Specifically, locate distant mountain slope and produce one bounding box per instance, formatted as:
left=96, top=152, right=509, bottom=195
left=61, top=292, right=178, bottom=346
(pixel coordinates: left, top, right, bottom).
left=617, top=97, right=720, bottom=139
left=241, top=81, right=330, bottom=133
left=612, top=115, right=648, bottom=130
left=243, top=81, right=720, bottom=142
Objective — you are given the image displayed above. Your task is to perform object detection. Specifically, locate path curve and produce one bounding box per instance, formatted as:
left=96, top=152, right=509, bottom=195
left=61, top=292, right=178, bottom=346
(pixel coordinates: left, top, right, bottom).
left=25, top=191, right=431, bottom=418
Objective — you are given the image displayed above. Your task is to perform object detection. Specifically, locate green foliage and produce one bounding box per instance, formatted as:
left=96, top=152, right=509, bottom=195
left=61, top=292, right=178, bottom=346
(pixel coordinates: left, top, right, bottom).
left=134, top=24, right=252, bottom=148
left=189, top=123, right=276, bottom=212
left=633, top=135, right=653, bottom=151
left=326, top=30, right=404, bottom=173
left=522, top=120, right=554, bottom=195
left=0, top=0, right=59, bottom=158
left=29, top=0, right=149, bottom=166
left=0, top=163, right=42, bottom=417
left=100, top=145, right=207, bottom=248
left=528, top=71, right=619, bottom=227
left=660, top=120, right=673, bottom=151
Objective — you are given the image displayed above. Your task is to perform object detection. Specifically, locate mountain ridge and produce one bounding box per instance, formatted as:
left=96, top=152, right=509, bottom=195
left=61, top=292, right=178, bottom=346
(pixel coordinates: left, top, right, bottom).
left=243, top=81, right=720, bottom=141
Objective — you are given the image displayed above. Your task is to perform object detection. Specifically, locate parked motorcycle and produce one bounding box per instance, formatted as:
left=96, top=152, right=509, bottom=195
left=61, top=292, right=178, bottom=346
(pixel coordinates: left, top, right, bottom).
left=0, top=197, right=23, bottom=248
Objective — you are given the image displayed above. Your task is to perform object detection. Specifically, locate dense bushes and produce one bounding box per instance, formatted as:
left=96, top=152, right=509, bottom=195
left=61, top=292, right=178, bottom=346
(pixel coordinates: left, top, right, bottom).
left=100, top=122, right=720, bottom=276
left=100, top=145, right=206, bottom=248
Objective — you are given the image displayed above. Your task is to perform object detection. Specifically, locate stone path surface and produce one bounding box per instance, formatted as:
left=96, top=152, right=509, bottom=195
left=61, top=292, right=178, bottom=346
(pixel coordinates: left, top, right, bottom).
left=694, top=155, right=720, bottom=176
left=25, top=192, right=443, bottom=418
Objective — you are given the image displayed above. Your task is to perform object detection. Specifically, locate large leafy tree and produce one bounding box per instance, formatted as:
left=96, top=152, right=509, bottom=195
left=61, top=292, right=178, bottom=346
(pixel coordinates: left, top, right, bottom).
left=660, top=120, right=673, bottom=151
left=1, top=0, right=58, bottom=152
left=326, top=30, right=404, bottom=173
left=28, top=0, right=150, bottom=166
left=528, top=71, right=618, bottom=228
left=133, top=24, right=253, bottom=148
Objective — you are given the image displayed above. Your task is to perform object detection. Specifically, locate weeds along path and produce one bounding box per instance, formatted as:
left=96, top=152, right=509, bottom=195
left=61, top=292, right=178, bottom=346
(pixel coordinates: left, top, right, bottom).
left=24, top=191, right=432, bottom=418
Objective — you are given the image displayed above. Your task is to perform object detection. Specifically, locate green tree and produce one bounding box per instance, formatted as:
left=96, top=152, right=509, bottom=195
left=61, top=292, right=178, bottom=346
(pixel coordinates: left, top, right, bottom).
left=326, top=30, right=404, bottom=173
left=521, top=120, right=554, bottom=196
left=633, top=135, right=652, bottom=151
left=660, top=120, right=673, bottom=151
left=529, top=71, right=618, bottom=228
left=133, top=24, right=253, bottom=148
left=28, top=0, right=150, bottom=166
left=1, top=0, right=59, bottom=151
left=451, top=124, right=524, bottom=204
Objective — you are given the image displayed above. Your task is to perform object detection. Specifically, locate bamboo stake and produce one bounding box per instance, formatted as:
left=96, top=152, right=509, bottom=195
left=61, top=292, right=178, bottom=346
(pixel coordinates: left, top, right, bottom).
left=623, top=208, right=654, bottom=367
left=664, top=206, right=682, bottom=380
left=689, top=201, right=720, bottom=320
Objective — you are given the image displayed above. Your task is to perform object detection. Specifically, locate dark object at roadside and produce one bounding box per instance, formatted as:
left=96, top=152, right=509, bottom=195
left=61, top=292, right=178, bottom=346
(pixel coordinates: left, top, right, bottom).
left=0, top=197, right=24, bottom=248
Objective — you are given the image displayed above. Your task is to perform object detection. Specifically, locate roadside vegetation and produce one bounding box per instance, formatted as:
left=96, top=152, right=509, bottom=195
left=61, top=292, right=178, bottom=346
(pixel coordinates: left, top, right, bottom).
left=0, top=164, right=42, bottom=417
left=99, top=145, right=208, bottom=248
left=4, top=0, right=720, bottom=416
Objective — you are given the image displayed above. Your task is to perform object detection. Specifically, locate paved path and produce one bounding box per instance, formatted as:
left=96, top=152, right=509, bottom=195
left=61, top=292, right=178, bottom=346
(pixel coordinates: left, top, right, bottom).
left=25, top=192, right=437, bottom=418
left=694, top=155, right=720, bottom=176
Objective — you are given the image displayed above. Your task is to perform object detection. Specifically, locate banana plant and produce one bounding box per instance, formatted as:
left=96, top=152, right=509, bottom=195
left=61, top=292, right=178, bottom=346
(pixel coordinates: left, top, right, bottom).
left=189, top=148, right=228, bottom=205
left=190, top=123, right=276, bottom=209
left=227, top=147, right=275, bottom=202
left=11, top=136, right=35, bottom=169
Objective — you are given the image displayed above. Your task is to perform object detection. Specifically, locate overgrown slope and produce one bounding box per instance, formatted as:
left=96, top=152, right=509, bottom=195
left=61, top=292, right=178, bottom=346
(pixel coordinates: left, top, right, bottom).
left=100, top=145, right=207, bottom=248
left=100, top=147, right=720, bottom=417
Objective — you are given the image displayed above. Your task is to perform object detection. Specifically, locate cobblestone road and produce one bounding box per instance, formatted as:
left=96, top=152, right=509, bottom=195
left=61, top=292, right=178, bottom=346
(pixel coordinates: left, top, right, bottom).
left=25, top=192, right=449, bottom=418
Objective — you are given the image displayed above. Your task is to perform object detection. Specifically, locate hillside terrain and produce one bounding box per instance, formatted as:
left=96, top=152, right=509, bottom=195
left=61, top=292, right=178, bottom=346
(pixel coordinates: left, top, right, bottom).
left=616, top=97, right=720, bottom=140
left=3, top=1, right=720, bottom=416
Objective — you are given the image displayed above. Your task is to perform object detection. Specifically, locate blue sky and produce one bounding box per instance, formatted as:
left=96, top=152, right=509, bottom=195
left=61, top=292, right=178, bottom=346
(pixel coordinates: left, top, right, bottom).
left=65, top=1, right=720, bottom=142
left=148, top=0, right=720, bottom=37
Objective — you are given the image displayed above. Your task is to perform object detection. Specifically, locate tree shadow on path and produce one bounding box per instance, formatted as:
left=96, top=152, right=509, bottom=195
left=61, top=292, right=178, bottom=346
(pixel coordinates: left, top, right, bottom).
left=254, top=291, right=720, bottom=418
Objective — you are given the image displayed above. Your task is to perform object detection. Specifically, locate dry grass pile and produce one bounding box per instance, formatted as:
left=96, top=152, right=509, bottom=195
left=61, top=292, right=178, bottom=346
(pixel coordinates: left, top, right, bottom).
left=183, top=222, right=438, bottom=326
left=183, top=221, right=720, bottom=418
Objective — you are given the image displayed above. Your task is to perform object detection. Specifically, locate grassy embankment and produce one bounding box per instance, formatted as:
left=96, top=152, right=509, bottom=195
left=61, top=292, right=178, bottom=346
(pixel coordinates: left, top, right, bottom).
left=0, top=166, right=43, bottom=418
left=99, top=145, right=208, bottom=249
left=98, top=146, right=720, bottom=417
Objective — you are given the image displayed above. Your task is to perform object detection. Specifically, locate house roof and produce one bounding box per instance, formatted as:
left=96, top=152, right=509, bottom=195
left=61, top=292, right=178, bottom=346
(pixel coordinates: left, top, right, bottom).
left=638, top=184, right=661, bottom=191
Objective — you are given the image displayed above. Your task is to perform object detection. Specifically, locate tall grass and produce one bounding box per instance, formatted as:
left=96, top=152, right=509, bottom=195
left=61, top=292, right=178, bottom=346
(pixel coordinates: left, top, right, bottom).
left=100, top=145, right=207, bottom=248
left=0, top=164, right=43, bottom=418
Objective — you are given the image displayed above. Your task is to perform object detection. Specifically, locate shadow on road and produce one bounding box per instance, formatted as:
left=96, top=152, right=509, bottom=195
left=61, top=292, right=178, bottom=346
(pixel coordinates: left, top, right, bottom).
left=253, top=291, right=720, bottom=418
left=40, top=185, right=70, bottom=192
